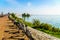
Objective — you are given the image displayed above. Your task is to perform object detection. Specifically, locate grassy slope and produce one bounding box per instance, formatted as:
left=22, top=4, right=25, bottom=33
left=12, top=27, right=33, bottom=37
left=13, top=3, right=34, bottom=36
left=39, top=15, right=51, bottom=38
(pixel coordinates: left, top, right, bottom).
left=36, top=28, right=60, bottom=38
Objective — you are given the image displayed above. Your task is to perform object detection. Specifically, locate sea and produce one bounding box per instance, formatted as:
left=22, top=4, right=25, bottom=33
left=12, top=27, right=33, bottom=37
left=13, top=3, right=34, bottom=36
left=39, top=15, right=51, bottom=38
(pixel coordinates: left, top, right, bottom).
left=19, top=15, right=60, bottom=28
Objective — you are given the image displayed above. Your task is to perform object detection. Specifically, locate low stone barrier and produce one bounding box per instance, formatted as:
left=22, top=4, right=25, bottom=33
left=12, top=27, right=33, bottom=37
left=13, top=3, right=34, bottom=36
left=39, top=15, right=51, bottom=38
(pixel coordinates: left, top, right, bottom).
left=27, top=27, right=60, bottom=40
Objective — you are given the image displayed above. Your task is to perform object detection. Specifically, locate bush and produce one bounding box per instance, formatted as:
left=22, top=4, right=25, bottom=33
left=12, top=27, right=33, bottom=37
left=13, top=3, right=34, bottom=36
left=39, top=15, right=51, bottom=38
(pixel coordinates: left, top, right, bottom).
left=32, top=19, right=40, bottom=28
left=52, top=27, right=60, bottom=32
left=40, top=23, right=52, bottom=31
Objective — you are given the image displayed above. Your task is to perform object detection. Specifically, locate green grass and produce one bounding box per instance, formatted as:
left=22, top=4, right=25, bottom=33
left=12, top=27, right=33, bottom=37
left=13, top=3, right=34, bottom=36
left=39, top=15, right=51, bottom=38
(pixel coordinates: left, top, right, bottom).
left=24, top=21, right=33, bottom=27
left=35, top=28, right=60, bottom=38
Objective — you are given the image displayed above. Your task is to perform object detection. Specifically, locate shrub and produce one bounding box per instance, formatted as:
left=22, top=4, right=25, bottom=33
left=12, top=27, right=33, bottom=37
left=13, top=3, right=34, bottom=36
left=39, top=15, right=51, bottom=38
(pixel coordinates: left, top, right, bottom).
left=32, top=19, right=40, bottom=28
left=40, top=23, right=52, bottom=31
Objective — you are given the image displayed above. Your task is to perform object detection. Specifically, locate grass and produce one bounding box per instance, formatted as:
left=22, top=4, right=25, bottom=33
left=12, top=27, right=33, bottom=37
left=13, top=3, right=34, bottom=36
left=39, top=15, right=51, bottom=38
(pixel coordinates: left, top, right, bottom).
left=24, top=21, right=33, bottom=27
left=36, top=28, right=60, bottom=38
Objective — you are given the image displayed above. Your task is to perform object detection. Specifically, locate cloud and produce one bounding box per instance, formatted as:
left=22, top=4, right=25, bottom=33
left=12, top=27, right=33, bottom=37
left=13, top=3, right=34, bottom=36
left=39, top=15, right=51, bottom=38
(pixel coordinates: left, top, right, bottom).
left=25, top=0, right=60, bottom=15
left=28, top=4, right=60, bottom=15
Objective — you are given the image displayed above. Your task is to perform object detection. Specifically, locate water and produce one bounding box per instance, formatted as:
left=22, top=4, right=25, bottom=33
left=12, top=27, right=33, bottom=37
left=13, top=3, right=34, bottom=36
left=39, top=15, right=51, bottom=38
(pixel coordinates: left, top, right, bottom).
left=19, top=15, right=60, bottom=28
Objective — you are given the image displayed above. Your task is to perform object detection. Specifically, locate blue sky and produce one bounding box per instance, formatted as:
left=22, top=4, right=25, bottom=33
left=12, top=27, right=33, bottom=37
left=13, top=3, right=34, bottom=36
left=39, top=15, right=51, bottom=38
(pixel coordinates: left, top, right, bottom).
left=0, top=0, right=60, bottom=15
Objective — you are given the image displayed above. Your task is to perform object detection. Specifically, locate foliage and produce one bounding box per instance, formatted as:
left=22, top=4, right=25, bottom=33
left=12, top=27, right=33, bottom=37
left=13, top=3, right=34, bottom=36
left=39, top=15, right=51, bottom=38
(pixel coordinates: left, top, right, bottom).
left=22, top=13, right=26, bottom=21
left=24, top=21, right=33, bottom=27
left=40, top=23, right=52, bottom=31
left=52, top=27, right=60, bottom=32
left=32, top=19, right=60, bottom=38
left=32, top=19, right=40, bottom=28
left=22, top=13, right=30, bottom=21
left=32, top=19, right=60, bottom=32
left=27, top=13, right=30, bottom=19
left=11, top=13, right=15, bottom=18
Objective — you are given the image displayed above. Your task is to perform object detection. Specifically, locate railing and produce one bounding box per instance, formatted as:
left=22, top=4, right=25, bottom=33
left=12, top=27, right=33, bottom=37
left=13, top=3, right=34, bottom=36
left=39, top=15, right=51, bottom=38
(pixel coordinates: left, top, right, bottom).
left=8, top=14, right=34, bottom=40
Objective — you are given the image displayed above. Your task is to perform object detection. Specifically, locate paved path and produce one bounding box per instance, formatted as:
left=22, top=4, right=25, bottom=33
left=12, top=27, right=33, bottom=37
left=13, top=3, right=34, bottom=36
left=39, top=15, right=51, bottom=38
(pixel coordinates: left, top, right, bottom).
left=0, top=16, right=29, bottom=40
left=0, top=16, right=8, bottom=40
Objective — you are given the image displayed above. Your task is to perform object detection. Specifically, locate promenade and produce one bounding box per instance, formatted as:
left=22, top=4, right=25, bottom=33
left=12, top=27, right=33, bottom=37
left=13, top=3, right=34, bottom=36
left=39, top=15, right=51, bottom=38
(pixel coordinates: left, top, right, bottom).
left=0, top=16, right=29, bottom=40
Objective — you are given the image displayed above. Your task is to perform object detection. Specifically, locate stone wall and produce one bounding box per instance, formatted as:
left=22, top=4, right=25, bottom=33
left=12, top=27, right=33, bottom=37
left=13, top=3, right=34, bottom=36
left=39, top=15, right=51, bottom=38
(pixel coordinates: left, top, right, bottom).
left=27, top=27, right=60, bottom=40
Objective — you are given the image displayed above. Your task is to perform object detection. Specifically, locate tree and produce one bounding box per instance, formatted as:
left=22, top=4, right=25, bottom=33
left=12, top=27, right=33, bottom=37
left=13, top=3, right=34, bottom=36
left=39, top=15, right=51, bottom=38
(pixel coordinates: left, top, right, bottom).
left=27, top=13, right=30, bottom=19
left=11, top=13, right=17, bottom=19
left=22, top=13, right=30, bottom=21
left=33, top=19, right=40, bottom=28
left=22, top=13, right=26, bottom=21
left=11, top=13, right=15, bottom=18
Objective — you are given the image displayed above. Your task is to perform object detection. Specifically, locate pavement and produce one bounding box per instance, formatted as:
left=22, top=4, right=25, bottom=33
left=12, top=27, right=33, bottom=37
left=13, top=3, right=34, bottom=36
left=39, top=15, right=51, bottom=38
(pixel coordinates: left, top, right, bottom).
left=0, top=16, right=29, bottom=40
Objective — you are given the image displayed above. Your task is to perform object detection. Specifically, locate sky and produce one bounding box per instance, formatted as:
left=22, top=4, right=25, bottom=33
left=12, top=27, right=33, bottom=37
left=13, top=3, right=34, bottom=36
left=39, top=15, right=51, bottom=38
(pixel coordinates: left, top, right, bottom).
left=0, top=0, right=60, bottom=15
